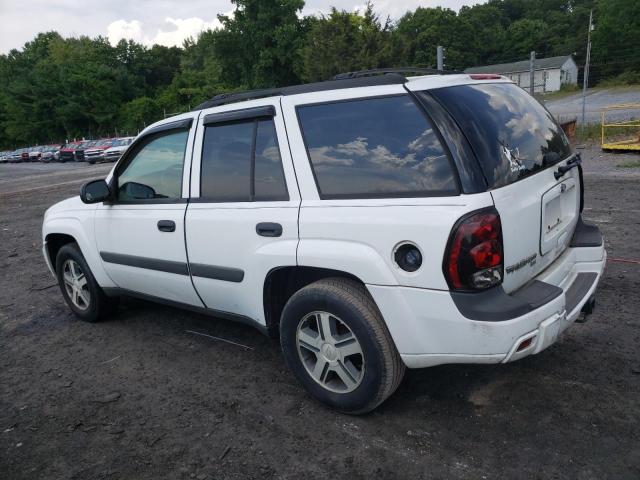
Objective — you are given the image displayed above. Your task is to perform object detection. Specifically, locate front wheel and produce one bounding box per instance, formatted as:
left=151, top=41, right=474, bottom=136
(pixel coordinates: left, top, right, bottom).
left=55, top=243, right=114, bottom=322
left=280, top=278, right=405, bottom=414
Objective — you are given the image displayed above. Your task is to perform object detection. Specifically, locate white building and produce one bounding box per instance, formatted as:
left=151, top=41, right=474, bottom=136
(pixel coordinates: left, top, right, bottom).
left=465, top=55, right=579, bottom=93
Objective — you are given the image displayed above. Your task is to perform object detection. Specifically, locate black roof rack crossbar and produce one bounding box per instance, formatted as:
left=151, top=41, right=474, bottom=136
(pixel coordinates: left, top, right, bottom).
left=193, top=73, right=407, bottom=111
left=333, top=67, right=462, bottom=80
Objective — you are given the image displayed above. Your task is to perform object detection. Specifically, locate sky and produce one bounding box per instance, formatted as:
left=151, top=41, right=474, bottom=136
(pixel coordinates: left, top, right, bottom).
left=0, top=0, right=485, bottom=54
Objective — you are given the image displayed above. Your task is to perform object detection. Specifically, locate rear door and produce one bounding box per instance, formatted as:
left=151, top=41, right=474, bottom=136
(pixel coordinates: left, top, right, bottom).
left=424, top=81, right=580, bottom=293
left=185, top=99, right=300, bottom=324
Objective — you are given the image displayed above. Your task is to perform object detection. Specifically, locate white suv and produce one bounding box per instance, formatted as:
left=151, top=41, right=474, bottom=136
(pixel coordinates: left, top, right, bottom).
left=42, top=70, right=606, bottom=414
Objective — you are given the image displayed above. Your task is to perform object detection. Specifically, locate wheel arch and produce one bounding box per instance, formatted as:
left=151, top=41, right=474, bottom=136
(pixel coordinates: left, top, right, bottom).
left=263, top=265, right=368, bottom=337
left=43, top=219, right=116, bottom=288
left=44, top=233, right=77, bottom=273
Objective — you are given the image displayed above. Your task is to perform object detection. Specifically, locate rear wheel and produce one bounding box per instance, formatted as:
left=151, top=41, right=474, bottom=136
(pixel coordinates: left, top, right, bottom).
left=55, top=243, right=114, bottom=322
left=280, top=278, right=405, bottom=414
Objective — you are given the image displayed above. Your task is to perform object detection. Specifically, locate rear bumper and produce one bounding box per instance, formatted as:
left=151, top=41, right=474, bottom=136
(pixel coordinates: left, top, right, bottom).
left=367, top=230, right=606, bottom=369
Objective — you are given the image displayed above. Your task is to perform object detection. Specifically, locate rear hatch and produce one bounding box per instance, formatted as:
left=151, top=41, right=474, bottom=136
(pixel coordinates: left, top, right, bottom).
left=428, top=82, right=579, bottom=293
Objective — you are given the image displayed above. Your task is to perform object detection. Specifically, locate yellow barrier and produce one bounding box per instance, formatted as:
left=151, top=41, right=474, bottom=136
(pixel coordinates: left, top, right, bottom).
left=601, top=104, right=640, bottom=151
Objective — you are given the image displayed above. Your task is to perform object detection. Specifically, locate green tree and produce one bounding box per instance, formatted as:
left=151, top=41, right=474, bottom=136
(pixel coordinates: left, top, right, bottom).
left=213, top=0, right=305, bottom=88
left=300, top=4, right=394, bottom=82
left=459, top=4, right=506, bottom=66
left=591, top=0, right=640, bottom=80
left=394, top=7, right=476, bottom=70
left=503, top=18, right=551, bottom=58
left=1, top=0, right=639, bottom=150
left=118, top=97, right=162, bottom=134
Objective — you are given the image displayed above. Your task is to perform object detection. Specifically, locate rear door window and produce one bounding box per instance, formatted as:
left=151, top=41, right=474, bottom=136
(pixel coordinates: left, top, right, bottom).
left=297, top=95, right=458, bottom=199
left=428, top=83, right=572, bottom=189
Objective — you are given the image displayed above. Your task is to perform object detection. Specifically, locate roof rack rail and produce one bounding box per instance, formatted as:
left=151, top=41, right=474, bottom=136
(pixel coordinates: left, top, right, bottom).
left=193, top=74, right=407, bottom=111
left=195, top=87, right=283, bottom=111
left=333, top=67, right=462, bottom=80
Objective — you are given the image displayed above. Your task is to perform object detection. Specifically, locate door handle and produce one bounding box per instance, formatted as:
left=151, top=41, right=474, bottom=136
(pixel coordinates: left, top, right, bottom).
left=256, top=222, right=282, bottom=237
left=157, top=220, right=176, bottom=232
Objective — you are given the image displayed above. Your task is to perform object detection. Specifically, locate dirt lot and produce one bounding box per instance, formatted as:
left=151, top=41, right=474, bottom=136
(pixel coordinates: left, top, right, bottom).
left=1, top=154, right=639, bottom=480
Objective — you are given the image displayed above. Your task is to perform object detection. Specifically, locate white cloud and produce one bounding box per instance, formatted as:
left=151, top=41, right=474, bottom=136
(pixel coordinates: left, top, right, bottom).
left=107, top=16, right=223, bottom=48
left=151, top=16, right=223, bottom=47
left=107, top=20, right=145, bottom=45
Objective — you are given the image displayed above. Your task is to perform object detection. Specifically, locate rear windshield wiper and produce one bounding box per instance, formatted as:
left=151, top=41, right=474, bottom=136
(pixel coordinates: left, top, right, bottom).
left=554, top=153, right=581, bottom=180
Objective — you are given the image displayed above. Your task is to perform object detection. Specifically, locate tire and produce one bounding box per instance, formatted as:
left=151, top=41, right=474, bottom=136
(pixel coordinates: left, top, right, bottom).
left=280, top=277, right=405, bottom=414
left=55, top=243, right=114, bottom=322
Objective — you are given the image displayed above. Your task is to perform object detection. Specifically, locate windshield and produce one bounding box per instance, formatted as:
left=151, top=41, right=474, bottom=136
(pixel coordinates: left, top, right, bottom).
left=428, top=83, right=572, bottom=189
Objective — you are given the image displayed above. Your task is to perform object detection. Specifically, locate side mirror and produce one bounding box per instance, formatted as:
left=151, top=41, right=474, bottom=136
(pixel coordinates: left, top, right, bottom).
left=80, top=179, right=111, bottom=204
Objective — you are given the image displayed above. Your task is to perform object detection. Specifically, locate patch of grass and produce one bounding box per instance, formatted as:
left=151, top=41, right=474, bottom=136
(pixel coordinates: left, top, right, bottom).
left=617, top=160, right=640, bottom=168
left=598, top=71, right=640, bottom=88
left=574, top=123, right=601, bottom=144
left=542, top=85, right=581, bottom=101
left=572, top=122, right=639, bottom=146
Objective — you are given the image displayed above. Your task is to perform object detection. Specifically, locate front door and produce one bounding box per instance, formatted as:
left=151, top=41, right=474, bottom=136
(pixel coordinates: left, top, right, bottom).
left=185, top=100, right=300, bottom=325
left=95, top=116, right=203, bottom=306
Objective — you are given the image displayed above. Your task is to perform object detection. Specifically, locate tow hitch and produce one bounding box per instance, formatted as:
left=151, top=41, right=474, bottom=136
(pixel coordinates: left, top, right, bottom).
left=576, top=296, right=596, bottom=323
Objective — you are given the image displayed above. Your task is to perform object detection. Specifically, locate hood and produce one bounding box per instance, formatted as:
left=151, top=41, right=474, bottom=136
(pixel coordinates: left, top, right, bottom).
left=44, top=195, right=86, bottom=219
left=106, top=145, right=128, bottom=153
left=88, top=145, right=111, bottom=152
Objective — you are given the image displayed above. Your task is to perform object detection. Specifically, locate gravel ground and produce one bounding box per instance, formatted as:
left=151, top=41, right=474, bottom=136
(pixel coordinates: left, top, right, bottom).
left=0, top=156, right=639, bottom=480
left=545, top=86, right=640, bottom=124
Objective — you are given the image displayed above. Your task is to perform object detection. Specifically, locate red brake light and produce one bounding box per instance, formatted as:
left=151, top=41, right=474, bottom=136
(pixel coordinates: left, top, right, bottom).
left=469, top=74, right=502, bottom=80
left=444, top=208, right=503, bottom=291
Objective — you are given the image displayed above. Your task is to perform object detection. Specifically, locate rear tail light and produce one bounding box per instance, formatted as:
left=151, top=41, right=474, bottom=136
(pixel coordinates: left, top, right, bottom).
left=443, top=207, right=503, bottom=291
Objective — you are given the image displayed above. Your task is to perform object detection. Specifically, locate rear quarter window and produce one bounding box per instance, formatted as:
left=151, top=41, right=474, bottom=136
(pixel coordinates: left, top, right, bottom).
left=429, top=83, right=572, bottom=189
left=297, top=95, right=458, bottom=199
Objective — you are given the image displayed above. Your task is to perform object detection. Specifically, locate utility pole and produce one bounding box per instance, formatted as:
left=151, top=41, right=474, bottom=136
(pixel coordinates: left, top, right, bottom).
left=437, top=46, right=444, bottom=71
left=581, top=9, right=594, bottom=127
left=529, top=51, right=536, bottom=95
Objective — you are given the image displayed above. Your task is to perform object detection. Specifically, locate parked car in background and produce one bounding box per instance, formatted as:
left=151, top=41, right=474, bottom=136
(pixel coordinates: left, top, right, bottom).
left=85, top=139, right=114, bottom=164
left=74, top=140, right=96, bottom=162
left=8, top=149, right=25, bottom=163
left=41, top=145, right=62, bottom=162
left=29, top=146, right=45, bottom=162
left=102, top=137, right=134, bottom=163
left=0, top=151, right=11, bottom=163
left=59, top=142, right=80, bottom=162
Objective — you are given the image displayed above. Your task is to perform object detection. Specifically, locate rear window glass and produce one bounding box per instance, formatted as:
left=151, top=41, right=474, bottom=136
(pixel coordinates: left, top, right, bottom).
left=297, top=95, right=457, bottom=199
left=429, top=83, right=572, bottom=189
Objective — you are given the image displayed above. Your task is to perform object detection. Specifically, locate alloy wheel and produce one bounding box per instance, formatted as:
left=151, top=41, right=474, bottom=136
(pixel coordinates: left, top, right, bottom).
left=296, top=311, right=365, bottom=393
left=62, top=259, right=91, bottom=311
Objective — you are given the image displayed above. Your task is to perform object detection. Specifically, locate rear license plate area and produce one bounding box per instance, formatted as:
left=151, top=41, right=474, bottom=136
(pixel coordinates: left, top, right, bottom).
left=540, top=177, right=578, bottom=255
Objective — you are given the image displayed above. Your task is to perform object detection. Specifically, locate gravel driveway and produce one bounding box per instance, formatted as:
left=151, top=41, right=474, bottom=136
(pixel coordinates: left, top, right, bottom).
left=545, top=86, right=640, bottom=124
